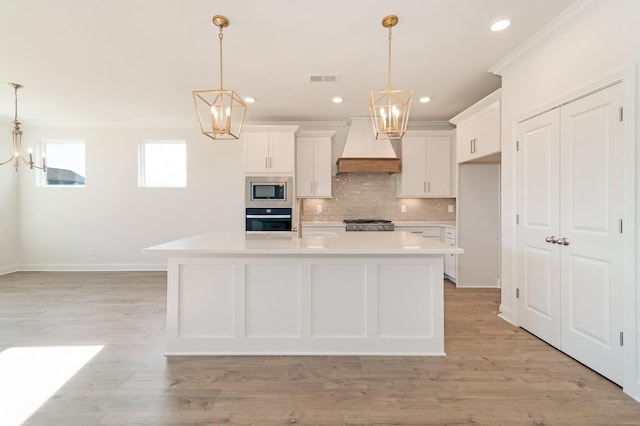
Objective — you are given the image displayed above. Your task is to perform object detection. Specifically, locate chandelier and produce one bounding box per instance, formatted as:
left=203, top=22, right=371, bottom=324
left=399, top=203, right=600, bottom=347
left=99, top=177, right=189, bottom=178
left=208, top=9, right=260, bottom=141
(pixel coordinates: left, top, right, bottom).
left=369, top=15, right=413, bottom=140
left=1, top=83, right=46, bottom=172
left=193, top=15, right=247, bottom=140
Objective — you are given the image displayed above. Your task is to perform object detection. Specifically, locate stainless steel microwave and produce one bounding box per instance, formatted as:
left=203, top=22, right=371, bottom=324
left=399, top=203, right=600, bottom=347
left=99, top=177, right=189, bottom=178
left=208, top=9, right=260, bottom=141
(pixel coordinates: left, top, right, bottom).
left=245, top=176, right=293, bottom=208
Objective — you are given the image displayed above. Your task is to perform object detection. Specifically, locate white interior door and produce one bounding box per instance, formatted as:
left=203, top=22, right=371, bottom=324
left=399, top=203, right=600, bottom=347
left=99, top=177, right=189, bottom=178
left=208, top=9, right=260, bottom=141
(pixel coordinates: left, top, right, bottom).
left=517, top=109, right=562, bottom=349
left=559, top=83, right=624, bottom=385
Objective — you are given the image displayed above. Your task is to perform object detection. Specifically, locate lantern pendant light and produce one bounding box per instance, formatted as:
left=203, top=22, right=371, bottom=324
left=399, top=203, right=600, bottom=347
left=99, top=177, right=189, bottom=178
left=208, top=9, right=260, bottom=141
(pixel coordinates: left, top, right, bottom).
left=369, top=15, right=413, bottom=140
left=193, top=15, right=247, bottom=140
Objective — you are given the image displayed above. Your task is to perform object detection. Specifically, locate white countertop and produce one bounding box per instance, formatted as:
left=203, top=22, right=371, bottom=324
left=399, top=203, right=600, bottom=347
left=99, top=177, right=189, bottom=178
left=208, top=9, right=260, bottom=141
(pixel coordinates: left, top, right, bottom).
left=144, top=230, right=463, bottom=256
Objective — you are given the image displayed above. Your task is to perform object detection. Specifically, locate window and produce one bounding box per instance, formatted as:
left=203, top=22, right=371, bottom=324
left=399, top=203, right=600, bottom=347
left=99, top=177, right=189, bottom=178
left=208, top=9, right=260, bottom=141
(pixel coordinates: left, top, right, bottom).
left=42, top=141, right=86, bottom=186
left=138, top=140, right=186, bottom=187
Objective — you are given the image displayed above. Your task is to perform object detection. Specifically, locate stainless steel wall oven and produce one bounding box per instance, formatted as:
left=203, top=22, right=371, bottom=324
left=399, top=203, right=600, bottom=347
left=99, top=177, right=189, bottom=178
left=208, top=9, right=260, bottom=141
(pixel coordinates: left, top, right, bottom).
left=245, top=208, right=292, bottom=233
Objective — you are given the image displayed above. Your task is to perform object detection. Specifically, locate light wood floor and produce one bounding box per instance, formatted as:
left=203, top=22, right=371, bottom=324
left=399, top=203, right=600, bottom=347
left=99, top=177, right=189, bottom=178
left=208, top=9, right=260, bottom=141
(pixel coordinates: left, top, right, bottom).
left=1, top=271, right=639, bottom=425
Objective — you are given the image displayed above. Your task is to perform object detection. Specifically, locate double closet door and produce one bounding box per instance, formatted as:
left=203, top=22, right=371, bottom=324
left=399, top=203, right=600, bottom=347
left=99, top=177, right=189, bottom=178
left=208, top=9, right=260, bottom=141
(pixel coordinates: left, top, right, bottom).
left=516, top=83, right=625, bottom=385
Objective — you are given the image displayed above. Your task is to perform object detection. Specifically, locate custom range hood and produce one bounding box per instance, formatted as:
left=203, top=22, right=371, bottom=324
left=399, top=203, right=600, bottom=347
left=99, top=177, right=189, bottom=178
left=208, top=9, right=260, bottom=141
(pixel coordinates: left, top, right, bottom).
left=336, top=117, right=401, bottom=174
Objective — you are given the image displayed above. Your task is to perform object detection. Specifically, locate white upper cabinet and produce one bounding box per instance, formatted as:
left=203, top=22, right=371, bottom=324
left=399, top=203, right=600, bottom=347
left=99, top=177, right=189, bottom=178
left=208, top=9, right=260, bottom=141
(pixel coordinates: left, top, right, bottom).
left=450, top=89, right=501, bottom=164
left=296, top=131, right=335, bottom=198
left=243, top=126, right=298, bottom=174
left=397, top=132, right=453, bottom=198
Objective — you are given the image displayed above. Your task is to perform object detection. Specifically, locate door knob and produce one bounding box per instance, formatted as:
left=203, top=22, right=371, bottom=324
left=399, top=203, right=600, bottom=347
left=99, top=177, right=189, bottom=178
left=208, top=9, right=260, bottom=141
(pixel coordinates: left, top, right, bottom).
left=557, top=237, right=570, bottom=246
left=545, top=235, right=558, bottom=243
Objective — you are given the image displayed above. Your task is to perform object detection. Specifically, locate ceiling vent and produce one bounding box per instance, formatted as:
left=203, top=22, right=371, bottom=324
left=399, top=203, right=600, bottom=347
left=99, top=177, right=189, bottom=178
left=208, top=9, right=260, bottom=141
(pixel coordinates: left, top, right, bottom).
left=309, top=74, right=338, bottom=83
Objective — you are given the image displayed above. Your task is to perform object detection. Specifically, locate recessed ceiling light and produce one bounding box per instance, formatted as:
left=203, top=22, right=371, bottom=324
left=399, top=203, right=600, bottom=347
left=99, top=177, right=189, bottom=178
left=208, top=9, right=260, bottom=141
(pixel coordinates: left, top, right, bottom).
left=490, top=19, right=511, bottom=32
left=331, top=96, right=343, bottom=104
left=419, top=97, right=431, bottom=103
left=244, top=97, right=256, bottom=103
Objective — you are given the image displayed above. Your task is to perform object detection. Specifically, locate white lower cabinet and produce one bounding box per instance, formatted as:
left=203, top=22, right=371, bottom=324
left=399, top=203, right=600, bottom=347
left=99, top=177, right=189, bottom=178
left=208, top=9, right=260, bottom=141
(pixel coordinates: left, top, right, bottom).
left=396, top=226, right=456, bottom=281
left=443, top=228, right=456, bottom=282
left=167, top=255, right=445, bottom=355
left=401, top=227, right=442, bottom=242
left=302, top=225, right=345, bottom=235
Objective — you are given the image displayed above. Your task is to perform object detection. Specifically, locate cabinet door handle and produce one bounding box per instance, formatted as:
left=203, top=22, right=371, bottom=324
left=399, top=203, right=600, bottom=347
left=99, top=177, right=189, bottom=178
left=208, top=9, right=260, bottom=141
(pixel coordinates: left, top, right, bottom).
left=427, top=181, right=431, bottom=192
left=423, top=182, right=427, bottom=192
left=470, top=139, right=473, bottom=154
left=545, top=235, right=558, bottom=243
left=557, top=237, right=570, bottom=246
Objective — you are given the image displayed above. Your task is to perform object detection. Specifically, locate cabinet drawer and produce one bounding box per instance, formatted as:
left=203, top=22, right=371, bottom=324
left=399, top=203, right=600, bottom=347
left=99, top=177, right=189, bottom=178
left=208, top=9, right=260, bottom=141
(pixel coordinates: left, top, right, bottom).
left=421, top=228, right=441, bottom=238
left=444, top=228, right=456, bottom=239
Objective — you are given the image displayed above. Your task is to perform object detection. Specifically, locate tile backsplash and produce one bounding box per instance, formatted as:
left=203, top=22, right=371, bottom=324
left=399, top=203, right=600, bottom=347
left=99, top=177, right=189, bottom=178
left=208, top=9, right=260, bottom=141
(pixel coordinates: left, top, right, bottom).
left=302, top=173, right=456, bottom=222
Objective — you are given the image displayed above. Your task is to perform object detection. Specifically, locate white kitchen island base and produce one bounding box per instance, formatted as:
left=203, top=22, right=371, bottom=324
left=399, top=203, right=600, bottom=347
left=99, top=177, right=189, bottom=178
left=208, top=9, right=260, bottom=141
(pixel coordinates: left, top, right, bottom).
left=145, top=231, right=462, bottom=356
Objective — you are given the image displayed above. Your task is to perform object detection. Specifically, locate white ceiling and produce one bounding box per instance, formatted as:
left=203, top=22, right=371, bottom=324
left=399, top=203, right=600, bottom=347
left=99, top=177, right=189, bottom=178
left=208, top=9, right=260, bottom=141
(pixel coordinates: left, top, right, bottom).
left=0, top=0, right=575, bottom=127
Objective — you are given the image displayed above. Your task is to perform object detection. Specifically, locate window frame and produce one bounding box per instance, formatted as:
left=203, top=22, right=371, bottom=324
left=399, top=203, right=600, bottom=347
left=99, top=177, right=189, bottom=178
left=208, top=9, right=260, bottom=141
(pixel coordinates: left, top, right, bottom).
left=138, top=139, right=187, bottom=188
left=40, top=139, right=87, bottom=188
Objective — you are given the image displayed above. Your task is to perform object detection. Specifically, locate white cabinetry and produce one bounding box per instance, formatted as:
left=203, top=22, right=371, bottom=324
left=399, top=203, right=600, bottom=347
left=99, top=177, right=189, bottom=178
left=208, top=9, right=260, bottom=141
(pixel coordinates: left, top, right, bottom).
left=296, top=131, right=335, bottom=198
left=243, top=126, right=298, bottom=174
left=450, top=90, right=501, bottom=289
left=443, top=228, right=456, bottom=282
left=398, top=131, right=453, bottom=198
left=302, top=224, right=345, bottom=235
left=397, top=225, right=456, bottom=281
left=400, top=227, right=442, bottom=242
left=450, top=89, right=501, bottom=164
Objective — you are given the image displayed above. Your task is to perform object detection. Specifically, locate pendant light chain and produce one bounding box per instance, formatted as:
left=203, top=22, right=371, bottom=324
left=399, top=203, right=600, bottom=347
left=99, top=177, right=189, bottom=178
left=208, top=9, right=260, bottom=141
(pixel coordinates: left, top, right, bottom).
left=218, top=26, right=224, bottom=90
left=387, top=26, right=392, bottom=89
left=13, top=84, right=19, bottom=122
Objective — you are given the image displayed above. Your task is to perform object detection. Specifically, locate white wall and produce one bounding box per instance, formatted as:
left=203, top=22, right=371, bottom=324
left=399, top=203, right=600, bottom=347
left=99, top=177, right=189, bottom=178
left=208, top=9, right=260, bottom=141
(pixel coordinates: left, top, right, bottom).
left=0, top=123, right=19, bottom=274
left=18, top=126, right=245, bottom=270
left=496, top=0, right=639, bottom=400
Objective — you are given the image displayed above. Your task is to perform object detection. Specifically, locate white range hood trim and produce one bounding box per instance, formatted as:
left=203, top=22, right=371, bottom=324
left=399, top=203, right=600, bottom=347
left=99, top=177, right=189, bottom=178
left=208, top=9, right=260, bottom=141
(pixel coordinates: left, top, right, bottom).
left=336, top=117, right=400, bottom=174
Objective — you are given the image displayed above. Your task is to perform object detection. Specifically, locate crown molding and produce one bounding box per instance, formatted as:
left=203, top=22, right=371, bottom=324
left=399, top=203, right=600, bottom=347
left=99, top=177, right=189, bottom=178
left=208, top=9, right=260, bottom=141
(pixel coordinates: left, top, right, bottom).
left=490, top=0, right=608, bottom=76
left=19, top=119, right=453, bottom=131
left=449, top=88, right=502, bottom=125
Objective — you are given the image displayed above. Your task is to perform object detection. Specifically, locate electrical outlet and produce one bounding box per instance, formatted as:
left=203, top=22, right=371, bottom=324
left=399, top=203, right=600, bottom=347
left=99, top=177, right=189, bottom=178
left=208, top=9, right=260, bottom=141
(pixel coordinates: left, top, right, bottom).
left=316, top=204, right=323, bottom=213
left=401, top=205, right=407, bottom=213
left=448, top=205, right=454, bottom=213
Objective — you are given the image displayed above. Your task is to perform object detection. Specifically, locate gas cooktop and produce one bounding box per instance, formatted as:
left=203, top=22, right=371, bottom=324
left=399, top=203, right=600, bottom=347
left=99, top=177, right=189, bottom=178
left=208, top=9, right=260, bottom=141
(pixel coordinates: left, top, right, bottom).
left=343, top=219, right=394, bottom=231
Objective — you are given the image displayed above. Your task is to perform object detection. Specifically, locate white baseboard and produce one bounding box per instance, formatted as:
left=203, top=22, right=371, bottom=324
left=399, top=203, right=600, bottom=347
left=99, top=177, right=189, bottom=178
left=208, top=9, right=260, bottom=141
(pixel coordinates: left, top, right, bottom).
left=498, top=304, right=516, bottom=326
left=17, top=263, right=167, bottom=272
left=0, top=265, right=20, bottom=276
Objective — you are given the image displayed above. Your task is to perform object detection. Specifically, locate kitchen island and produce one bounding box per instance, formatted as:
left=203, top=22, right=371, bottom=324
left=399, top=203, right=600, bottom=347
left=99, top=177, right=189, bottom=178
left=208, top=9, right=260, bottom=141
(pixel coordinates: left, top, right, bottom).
left=144, top=230, right=463, bottom=356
